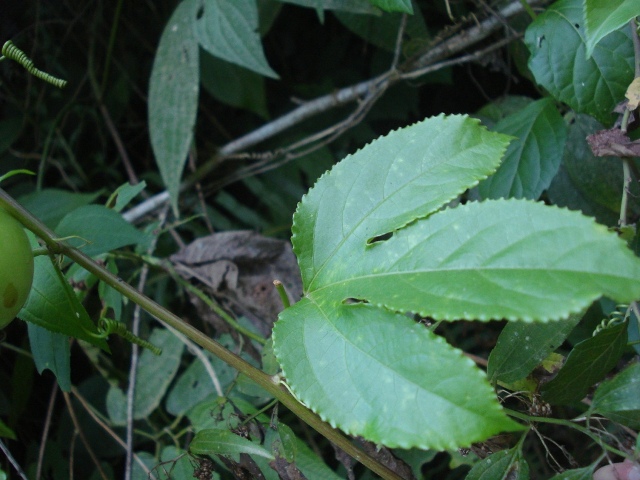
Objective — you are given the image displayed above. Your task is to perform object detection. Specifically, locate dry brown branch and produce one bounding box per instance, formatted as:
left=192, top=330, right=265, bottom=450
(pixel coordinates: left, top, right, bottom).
left=123, top=0, right=548, bottom=223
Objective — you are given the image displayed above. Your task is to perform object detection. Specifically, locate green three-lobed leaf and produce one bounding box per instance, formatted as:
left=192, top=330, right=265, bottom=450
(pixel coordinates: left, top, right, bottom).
left=274, top=114, right=640, bottom=449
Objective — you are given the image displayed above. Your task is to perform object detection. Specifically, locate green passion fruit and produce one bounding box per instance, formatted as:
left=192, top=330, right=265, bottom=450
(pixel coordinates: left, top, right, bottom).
left=0, top=207, right=34, bottom=328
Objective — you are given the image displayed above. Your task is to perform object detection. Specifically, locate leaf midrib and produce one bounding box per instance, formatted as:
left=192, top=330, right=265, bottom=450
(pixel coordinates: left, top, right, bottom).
left=307, top=266, right=631, bottom=297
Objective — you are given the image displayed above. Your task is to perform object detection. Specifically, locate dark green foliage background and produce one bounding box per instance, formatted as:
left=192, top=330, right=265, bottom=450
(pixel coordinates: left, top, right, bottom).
left=1, top=0, right=639, bottom=479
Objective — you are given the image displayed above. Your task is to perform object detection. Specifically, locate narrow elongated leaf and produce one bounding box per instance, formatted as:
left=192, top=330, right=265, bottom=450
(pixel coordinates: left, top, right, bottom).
left=190, top=428, right=274, bottom=459
left=27, top=323, right=71, bottom=392
left=106, top=328, right=184, bottom=424
left=274, top=301, right=523, bottom=450
left=590, top=362, right=640, bottom=428
left=294, top=114, right=512, bottom=290
left=478, top=98, right=566, bottom=200
left=524, top=0, right=634, bottom=124
left=148, top=0, right=200, bottom=213
left=584, top=0, right=640, bottom=58
left=542, top=323, right=627, bottom=404
left=55, top=205, right=145, bottom=257
left=195, top=0, right=277, bottom=78
left=488, top=314, right=582, bottom=384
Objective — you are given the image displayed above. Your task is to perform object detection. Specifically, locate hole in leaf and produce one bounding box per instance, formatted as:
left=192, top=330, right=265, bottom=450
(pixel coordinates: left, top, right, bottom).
left=366, top=231, right=393, bottom=245
left=342, top=298, right=368, bottom=305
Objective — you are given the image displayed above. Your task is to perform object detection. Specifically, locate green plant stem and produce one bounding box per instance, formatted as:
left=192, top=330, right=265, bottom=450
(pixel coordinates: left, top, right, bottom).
left=620, top=158, right=632, bottom=227
left=273, top=280, right=291, bottom=309
left=505, top=409, right=629, bottom=458
left=141, top=252, right=267, bottom=345
left=0, top=342, right=33, bottom=359
left=518, top=0, right=537, bottom=20
left=100, top=0, right=124, bottom=97
left=241, top=398, right=278, bottom=426
left=631, top=19, right=640, bottom=78
left=632, top=303, right=640, bottom=343
left=170, top=271, right=267, bottom=345
left=0, top=189, right=404, bottom=480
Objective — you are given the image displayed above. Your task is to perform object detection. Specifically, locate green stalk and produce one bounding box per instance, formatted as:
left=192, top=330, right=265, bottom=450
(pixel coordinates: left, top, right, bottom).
left=100, top=0, right=124, bottom=97
left=518, top=0, right=537, bottom=20
left=505, top=409, right=629, bottom=458
left=0, top=188, right=404, bottom=480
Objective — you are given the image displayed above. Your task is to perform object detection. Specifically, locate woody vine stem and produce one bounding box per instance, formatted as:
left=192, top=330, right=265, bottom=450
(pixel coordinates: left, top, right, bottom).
left=0, top=188, right=405, bottom=480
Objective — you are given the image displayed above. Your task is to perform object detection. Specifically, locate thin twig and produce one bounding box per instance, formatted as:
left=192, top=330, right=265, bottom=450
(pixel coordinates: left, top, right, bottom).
left=99, top=101, right=139, bottom=185
left=122, top=0, right=548, bottom=223
left=71, top=387, right=156, bottom=479
left=407, top=0, right=542, bottom=71
left=475, top=0, right=520, bottom=38
left=399, top=34, right=521, bottom=81
left=620, top=158, right=631, bottom=227
left=0, top=188, right=406, bottom=480
left=35, top=381, right=59, bottom=480
left=632, top=302, right=640, bottom=340
left=0, top=439, right=29, bottom=480
left=208, top=82, right=388, bottom=190
left=188, top=149, right=214, bottom=233
left=518, top=0, right=537, bottom=20
left=391, top=14, right=408, bottom=71
left=631, top=19, right=640, bottom=78
left=164, top=324, right=224, bottom=396
left=124, top=205, right=168, bottom=480
left=69, top=431, right=77, bottom=480
left=63, top=391, right=110, bottom=480
left=88, top=61, right=139, bottom=186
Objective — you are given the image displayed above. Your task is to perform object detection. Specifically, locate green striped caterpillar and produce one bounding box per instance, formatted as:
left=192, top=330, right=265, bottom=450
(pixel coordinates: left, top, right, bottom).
left=593, top=304, right=629, bottom=337
left=96, top=318, right=162, bottom=355
left=1, top=40, right=67, bottom=88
